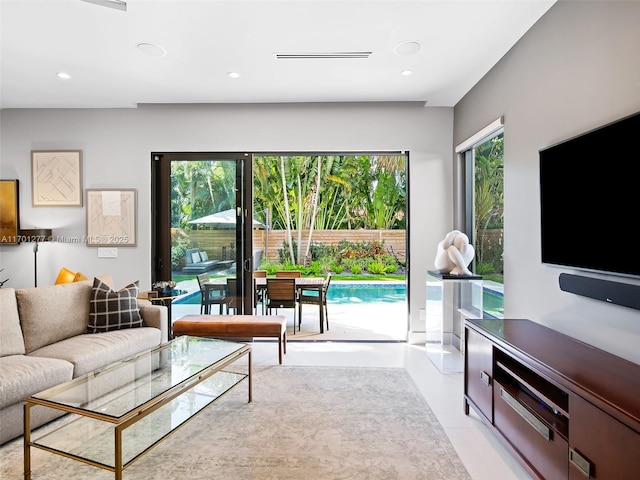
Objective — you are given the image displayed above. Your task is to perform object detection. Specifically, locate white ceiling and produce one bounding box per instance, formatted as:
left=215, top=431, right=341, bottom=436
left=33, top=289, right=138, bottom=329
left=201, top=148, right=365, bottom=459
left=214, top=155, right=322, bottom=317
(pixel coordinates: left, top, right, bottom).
left=0, top=0, right=555, bottom=109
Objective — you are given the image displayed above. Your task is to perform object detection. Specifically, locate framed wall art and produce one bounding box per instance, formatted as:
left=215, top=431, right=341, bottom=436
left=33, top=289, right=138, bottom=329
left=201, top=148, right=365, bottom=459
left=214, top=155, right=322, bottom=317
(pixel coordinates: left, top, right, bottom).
left=86, top=189, right=137, bottom=247
left=31, top=150, right=83, bottom=206
left=0, top=179, right=20, bottom=244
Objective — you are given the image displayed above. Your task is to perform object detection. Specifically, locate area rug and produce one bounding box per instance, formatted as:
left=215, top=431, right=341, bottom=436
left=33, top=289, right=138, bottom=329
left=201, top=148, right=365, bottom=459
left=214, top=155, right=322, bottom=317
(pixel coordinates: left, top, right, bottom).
left=0, top=366, right=470, bottom=480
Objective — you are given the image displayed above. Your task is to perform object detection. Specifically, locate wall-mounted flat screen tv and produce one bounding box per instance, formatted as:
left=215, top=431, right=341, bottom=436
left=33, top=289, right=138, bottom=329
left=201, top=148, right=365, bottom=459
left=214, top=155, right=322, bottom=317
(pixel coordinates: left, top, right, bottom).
left=539, top=111, right=640, bottom=279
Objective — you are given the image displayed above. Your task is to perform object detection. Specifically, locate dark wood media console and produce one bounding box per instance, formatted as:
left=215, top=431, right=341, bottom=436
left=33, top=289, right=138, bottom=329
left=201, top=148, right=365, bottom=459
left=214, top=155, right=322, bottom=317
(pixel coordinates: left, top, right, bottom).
left=464, top=318, right=640, bottom=479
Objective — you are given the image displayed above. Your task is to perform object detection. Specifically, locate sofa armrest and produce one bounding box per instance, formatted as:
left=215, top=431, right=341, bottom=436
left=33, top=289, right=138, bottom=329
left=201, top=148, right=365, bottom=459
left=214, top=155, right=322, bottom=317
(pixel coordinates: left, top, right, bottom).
left=139, top=300, right=168, bottom=342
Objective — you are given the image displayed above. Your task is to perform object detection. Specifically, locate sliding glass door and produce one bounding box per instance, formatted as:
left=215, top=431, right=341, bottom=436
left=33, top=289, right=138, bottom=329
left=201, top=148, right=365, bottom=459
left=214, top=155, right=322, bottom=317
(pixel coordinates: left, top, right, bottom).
left=151, top=152, right=254, bottom=323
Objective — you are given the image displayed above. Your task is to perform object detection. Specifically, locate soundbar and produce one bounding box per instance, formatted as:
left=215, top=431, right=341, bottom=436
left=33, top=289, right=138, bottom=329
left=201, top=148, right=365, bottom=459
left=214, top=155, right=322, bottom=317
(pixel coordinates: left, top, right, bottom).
left=559, top=273, right=640, bottom=311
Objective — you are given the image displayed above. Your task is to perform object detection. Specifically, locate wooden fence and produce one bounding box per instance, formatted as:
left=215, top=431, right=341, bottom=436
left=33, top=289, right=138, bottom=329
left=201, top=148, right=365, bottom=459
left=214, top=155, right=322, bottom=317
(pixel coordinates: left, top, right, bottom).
left=177, top=229, right=406, bottom=264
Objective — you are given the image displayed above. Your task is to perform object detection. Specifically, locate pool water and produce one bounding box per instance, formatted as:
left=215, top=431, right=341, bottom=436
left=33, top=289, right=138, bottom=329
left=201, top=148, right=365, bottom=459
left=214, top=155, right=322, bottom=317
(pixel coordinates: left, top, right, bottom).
left=328, top=283, right=503, bottom=318
left=174, top=281, right=503, bottom=318
left=326, top=283, right=406, bottom=304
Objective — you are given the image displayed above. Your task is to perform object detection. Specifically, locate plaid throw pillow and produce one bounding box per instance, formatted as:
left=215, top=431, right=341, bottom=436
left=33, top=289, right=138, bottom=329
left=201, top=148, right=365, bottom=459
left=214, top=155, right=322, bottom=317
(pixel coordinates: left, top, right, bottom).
left=87, top=278, right=142, bottom=333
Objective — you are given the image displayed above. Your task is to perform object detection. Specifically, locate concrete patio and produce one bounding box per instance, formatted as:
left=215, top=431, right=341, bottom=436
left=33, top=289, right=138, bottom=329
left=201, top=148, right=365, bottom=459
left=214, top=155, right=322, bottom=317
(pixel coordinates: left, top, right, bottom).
left=170, top=280, right=408, bottom=342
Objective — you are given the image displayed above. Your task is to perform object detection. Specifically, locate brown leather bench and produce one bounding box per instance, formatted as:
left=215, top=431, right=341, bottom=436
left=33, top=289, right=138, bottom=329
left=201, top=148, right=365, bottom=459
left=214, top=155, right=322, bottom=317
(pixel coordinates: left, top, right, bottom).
left=172, top=314, right=287, bottom=364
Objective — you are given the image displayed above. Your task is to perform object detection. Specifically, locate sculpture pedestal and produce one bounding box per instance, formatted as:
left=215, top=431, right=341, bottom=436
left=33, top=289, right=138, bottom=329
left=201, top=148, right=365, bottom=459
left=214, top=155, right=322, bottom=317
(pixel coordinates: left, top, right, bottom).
left=425, top=270, right=482, bottom=373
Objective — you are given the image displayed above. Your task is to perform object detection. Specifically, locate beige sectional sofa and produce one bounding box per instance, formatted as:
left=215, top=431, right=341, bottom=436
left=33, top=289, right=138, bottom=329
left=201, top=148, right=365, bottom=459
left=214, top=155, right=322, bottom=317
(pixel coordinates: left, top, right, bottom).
left=0, top=277, right=167, bottom=445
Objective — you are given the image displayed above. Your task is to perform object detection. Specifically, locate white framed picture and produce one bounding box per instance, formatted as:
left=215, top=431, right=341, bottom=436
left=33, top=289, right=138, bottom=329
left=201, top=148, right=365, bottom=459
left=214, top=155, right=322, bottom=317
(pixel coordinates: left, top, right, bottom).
left=31, top=150, right=83, bottom=206
left=86, top=189, right=137, bottom=247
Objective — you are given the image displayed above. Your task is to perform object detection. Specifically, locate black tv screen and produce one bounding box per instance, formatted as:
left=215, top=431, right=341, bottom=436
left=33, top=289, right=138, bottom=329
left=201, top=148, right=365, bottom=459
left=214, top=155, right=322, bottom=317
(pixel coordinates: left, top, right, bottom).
left=539, top=111, right=640, bottom=279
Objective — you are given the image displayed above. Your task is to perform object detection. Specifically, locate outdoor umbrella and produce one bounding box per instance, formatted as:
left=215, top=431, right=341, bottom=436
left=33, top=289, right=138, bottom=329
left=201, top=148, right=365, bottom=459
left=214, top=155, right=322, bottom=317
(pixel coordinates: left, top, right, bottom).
left=188, top=208, right=266, bottom=229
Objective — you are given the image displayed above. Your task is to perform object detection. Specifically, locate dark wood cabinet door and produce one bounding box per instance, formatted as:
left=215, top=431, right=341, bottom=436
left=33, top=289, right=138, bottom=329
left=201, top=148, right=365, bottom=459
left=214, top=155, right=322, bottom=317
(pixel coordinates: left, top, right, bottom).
left=465, top=327, right=494, bottom=421
left=569, top=394, right=640, bottom=480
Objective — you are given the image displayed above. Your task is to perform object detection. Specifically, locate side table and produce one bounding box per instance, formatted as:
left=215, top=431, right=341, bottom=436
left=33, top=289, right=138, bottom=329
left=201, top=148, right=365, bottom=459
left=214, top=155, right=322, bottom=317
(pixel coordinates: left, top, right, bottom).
left=139, top=289, right=187, bottom=340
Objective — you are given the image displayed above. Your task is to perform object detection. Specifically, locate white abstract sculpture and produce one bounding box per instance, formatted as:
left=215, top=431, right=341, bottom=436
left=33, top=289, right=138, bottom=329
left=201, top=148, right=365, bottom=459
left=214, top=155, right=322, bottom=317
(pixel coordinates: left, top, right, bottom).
left=434, top=230, right=475, bottom=276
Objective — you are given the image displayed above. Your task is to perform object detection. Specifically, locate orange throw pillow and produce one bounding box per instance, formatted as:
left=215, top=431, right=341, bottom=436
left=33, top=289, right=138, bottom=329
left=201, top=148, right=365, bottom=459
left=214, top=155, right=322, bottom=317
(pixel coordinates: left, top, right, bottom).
left=54, top=267, right=76, bottom=285
left=73, top=272, right=88, bottom=282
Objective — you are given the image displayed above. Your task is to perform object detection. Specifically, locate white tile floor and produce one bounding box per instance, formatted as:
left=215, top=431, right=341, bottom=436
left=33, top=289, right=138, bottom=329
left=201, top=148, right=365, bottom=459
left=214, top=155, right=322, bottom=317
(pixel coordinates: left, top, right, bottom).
left=248, top=340, right=533, bottom=480
left=171, top=289, right=530, bottom=479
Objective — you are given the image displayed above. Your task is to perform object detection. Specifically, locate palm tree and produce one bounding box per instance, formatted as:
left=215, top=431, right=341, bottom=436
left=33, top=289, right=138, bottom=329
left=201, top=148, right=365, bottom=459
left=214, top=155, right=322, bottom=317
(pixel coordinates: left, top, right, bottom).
left=280, top=156, right=296, bottom=264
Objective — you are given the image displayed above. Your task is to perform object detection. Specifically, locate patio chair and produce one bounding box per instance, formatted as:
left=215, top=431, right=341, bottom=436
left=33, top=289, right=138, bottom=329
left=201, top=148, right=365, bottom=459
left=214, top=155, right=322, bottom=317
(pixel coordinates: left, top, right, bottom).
left=253, top=270, right=267, bottom=314
left=196, top=273, right=226, bottom=314
left=298, top=273, right=331, bottom=332
left=225, top=278, right=240, bottom=314
left=275, top=270, right=301, bottom=278
left=266, top=278, right=299, bottom=333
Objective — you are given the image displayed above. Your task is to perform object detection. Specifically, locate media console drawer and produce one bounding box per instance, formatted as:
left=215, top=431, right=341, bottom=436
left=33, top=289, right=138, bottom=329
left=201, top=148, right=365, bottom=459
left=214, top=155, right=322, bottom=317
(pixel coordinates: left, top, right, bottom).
left=494, top=381, right=568, bottom=480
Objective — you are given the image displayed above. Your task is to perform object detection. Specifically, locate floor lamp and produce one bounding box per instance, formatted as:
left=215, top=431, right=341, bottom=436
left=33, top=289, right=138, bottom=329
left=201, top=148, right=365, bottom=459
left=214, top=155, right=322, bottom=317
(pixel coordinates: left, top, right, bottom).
left=20, top=228, right=53, bottom=287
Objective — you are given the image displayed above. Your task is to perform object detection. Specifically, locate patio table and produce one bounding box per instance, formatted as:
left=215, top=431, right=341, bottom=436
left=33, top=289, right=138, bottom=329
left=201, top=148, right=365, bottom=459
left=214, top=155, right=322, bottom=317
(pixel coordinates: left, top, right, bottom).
left=254, top=277, right=326, bottom=333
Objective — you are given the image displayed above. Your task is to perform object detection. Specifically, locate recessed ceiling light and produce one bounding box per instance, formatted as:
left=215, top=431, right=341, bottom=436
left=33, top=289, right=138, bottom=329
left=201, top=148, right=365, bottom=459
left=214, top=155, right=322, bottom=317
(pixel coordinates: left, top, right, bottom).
left=401, top=70, right=413, bottom=76
left=394, top=41, right=422, bottom=56
left=56, top=72, right=71, bottom=79
left=228, top=72, right=240, bottom=79
left=136, top=42, right=166, bottom=57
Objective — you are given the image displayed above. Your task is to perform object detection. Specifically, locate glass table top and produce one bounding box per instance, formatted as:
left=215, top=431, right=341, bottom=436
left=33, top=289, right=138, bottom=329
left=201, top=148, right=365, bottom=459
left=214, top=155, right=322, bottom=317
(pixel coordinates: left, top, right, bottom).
left=28, top=336, right=249, bottom=421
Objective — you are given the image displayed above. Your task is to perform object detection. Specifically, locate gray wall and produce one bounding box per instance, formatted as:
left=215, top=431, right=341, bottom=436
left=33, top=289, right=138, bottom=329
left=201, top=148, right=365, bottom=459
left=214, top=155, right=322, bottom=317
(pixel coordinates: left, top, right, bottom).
left=454, top=1, right=640, bottom=363
left=0, top=102, right=453, bottom=341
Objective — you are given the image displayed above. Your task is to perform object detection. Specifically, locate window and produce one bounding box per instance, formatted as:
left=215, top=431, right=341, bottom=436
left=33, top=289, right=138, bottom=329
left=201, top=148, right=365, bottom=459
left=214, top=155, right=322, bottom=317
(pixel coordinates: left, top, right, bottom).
left=456, top=119, right=504, bottom=318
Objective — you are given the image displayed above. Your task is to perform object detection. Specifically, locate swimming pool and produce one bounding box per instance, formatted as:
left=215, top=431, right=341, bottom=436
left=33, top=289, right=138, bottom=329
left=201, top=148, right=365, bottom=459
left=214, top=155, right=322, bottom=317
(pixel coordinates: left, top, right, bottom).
left=326, top=283, right=407, bottom=304
left=174, top=280, right=503, bottom=318
left=327, top=282, right=503, bottom=318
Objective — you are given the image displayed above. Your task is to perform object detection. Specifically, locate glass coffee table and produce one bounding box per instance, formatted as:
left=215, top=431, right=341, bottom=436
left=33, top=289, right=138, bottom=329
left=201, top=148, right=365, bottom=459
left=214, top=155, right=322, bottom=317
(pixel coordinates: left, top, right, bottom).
left=23, top=336, right=251, bottom=480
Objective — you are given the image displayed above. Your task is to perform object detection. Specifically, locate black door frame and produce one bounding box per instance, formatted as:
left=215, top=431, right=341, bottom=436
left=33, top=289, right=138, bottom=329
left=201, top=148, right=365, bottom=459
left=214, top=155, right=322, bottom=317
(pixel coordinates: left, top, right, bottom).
left=151, top=152, right=254, bottom=315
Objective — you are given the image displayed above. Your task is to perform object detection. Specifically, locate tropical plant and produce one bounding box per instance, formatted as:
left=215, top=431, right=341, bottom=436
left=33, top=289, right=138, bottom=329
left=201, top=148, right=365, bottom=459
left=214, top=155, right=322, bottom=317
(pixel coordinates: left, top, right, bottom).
left=366, top=261, right=387, bottom=275
left=474, top=134, right=504, bottom=273
left=331, top=264, right=345, bottom=274
left=349, top=264, right=362, bottom=275
left=171, top=160, right=236, bottom=229
left=253, top=154, right=406, bottom=236
left=170, top=232, right=193, bottom=269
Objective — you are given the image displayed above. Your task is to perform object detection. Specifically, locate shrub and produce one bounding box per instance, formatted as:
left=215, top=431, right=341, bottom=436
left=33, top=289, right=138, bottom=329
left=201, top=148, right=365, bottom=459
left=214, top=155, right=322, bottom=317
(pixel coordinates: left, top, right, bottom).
left=331, top=264, right=344, bottom=274
left=475, top=262, right=496, bottom=275
left=278, top=240, right=331, bottom=264
left=366, top=261, right=387, bottom=275
left=300, top=261, right=322, bottom=277
left=383, top=262, right=398, bottom=274
left=171, top=235, right=193, bottom=269
left=258, top=259, right=277, bottom=275
left=350, top=264, right=362, bottom=274
left=337, top=239, right=386, bottom=260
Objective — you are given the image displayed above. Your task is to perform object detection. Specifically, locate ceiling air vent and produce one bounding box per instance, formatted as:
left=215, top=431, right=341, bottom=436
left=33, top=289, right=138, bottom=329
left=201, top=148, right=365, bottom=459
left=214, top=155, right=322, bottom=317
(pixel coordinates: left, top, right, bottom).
left=275, top=52, right=372, bottom=60
left=81, top=0, right=127, bottom=11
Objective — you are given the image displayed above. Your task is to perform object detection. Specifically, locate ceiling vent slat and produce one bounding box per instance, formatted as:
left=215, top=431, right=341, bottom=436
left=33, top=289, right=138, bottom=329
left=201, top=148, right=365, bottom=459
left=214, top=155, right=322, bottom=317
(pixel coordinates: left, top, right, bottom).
left=275, top=52, right=372, bottom=60
left=81, top=0, right=127, bottom=11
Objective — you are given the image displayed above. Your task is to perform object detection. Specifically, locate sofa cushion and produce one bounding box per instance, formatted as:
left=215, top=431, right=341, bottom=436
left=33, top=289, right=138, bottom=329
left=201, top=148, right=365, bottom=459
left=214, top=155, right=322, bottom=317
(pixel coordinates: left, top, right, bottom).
left=16, top=281, right=94, bottom=354
left=0, top=288, right=25, bottom=357
left=0, top=355, right=73, bottom=409
left=29, top=327, right=161, bottom=377
left=87, top=278, right=142, bottom=333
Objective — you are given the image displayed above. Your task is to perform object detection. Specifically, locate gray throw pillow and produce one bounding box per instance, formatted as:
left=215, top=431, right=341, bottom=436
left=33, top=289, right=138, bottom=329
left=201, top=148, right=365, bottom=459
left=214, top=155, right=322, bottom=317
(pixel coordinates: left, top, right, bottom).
left=87, top=278, right=142, bottom=333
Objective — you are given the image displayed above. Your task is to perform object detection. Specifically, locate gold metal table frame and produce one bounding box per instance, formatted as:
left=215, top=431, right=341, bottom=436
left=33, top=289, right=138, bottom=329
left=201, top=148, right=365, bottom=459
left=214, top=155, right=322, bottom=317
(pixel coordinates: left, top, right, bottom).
left=23, top=336, right=251, bottom=480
